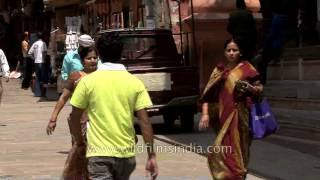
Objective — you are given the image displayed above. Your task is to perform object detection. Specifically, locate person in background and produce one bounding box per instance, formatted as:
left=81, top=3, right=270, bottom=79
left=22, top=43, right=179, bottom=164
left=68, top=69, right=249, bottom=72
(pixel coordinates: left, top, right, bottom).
left=21, top=31, right=32, bottom=89
left=0, top=48, right=10, bottom=103
left=256, top=0, right=300, bottom=84
left=28, top=32, right=47, bottom=98
left=227, top=0, right=257, bottom=61
left=69, top=32, right=158, bottom=180
left=199, top=38, right=263, bottom=180
left=61, top=34, right=95, bottom=81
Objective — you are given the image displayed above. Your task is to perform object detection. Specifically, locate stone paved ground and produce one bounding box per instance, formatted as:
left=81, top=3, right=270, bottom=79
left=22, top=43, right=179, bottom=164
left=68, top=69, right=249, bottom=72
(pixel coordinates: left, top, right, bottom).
left=0, top=79, right=263, bottom=180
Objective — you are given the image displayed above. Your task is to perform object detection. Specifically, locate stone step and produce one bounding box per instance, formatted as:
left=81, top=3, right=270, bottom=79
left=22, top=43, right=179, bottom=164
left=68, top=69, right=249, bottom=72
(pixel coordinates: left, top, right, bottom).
left=267, top=59, right=320, bottom=81
left=267, top=96, right=320, bottom=128
left=271, top=107, right=320, bottom=129
left=268, top=97, right=320, bottom=111
left=281, top=45, right=320, bottom=59
left=274, top=121, right=320, bottom=141
left=268, top=46, right=320, bottom=81
left=264, top=80, right=320, bottom=99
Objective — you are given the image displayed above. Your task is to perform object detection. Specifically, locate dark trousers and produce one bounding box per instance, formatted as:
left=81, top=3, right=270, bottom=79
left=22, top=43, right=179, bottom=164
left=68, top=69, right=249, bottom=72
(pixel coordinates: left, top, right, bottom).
left=263, top=13, right=288, bottom=50
left=21, top=57, right=33, bottom=89
left=34, top=63, right=48, bottom=97
left=88, top=156, right=136, bottom=180
left=258, top=13, right=288, bottom=84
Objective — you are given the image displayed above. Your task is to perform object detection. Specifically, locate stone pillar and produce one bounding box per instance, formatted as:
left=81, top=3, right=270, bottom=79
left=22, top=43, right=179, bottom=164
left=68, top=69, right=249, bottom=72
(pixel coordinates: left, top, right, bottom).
left=182, top=0, right=237, bottom=91
left=0, top=0, right=7, bottom=12
left=145, top=0, right=155, bottom=28
left=145, top=0, right=170, bottom=28
left=317, top=0, right=320, bottom=38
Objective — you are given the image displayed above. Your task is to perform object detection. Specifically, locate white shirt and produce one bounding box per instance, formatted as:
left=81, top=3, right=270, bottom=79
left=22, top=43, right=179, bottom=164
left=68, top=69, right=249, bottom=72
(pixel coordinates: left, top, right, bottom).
left=28, top=39, right=47, bottom=64
left=97, top=62, right=126, bottom=71
left=0, top=49, right=10, bottom=77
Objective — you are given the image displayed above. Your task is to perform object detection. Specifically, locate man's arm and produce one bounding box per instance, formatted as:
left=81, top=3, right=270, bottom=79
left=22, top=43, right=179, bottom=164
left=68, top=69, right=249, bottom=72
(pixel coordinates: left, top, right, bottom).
left=22, top=41, right=29, bottom=54
left=69, top=106, right=85, bottom=144
left=136, top=109, right=158, bottom=180
left=136, top=109, right=154, bottom=156
left=0, top=50, right=10, bottom=79
left=28, top=43, right=34, bottom=55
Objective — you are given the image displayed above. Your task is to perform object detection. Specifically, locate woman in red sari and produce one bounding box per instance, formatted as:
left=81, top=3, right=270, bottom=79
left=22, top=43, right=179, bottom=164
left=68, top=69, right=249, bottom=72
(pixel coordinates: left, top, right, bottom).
left=199, top=38, right=263, bottom=180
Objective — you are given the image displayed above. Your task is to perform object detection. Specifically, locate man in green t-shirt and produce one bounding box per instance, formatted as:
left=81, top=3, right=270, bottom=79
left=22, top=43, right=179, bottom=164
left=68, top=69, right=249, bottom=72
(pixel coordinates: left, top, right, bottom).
left=69, top=32, right=158, bottom=180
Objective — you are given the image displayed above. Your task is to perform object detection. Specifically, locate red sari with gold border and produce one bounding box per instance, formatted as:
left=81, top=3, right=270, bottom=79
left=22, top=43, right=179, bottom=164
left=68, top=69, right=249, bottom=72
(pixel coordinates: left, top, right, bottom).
left=202, top=61, right=260, bottom=180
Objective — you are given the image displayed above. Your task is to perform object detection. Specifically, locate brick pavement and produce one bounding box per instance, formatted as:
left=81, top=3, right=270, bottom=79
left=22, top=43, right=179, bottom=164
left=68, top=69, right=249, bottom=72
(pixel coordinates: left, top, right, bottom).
left=0, top=79, right=263, bottom=180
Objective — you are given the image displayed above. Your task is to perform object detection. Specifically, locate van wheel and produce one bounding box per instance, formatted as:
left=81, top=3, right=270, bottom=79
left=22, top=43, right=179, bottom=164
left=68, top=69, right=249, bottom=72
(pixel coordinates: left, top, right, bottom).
left=180, top=112, right=194, bottom=132
left=163, top=112, right=175, bottom=131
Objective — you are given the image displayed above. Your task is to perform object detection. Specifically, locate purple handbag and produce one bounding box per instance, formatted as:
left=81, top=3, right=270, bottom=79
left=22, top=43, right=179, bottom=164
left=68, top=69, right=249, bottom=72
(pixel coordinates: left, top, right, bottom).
left=249, top=98, right=279, bottom=139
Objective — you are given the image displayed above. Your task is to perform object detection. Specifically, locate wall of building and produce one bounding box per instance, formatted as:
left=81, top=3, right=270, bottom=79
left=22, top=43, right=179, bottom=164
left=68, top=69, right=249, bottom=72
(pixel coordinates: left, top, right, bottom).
left=45, top=0, right=80, bottom=8
left=54, top=5, right=80, bottom=32
left=179, top=0, right=236, bottom=91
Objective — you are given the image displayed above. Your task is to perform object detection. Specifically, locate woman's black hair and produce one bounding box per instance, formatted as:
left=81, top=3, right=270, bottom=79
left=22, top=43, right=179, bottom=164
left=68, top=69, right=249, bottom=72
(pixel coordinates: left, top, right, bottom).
left=224, top=37, right=245, bottom=60
left=224, top=38, right=235, bottom=50
left=224, top=38, right=243, bottom=50
left=78, top=46, right=98, bottom=62
left=236, top=0, right=246, bottom=9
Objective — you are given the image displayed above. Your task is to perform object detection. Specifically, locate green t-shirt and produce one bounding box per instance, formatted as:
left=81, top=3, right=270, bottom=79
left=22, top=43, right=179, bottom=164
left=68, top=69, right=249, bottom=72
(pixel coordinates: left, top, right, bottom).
left=70, top=70, right=152, bottom=158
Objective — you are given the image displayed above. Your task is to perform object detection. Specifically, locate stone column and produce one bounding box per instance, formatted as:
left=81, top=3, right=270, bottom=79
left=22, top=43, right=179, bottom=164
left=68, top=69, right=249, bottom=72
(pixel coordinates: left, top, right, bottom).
left=182, top=0, right=237, bottom=91
left=317, top=0, right=320, bottom=38
left=145, top=0, right=155, bottom=28
left=0, top=0, right=7, bottom=12
left=145, top=0, right=170, bottom=28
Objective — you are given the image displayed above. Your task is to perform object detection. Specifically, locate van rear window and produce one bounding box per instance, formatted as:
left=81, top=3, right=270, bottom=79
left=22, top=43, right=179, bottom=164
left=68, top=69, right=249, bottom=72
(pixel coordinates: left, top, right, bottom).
left=120, top=35, right=179, bottom=61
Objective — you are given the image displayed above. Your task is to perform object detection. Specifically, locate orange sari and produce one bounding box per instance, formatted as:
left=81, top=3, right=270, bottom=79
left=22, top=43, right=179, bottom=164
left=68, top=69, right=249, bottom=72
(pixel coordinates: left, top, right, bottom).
left=202, top=61, right=260, bottom=180
left=62, top=71, right=89, bottom=180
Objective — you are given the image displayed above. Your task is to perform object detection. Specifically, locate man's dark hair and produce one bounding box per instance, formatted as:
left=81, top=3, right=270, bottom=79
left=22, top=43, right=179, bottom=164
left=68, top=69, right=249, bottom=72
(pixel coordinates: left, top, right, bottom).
left=37, top=32, right=43, bottom=39
left=96, top=32, right=123, bottom=63
left=236, top=0, right=246, bottom=9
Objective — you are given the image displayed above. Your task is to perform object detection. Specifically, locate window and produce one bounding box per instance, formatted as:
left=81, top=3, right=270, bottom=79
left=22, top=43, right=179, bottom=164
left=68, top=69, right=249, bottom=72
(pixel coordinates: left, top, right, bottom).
left=121, top=35, right=179, bottom=61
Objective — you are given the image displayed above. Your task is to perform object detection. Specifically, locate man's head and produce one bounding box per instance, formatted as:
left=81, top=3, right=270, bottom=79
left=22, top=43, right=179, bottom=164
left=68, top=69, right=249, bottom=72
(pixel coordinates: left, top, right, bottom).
left=78, top=34, right=95, bottom=48
left=37, top=32, right=43, bottom=40
left=96, top=32, right=123, bottom=63
left=23, top=32, right=29, bottom=40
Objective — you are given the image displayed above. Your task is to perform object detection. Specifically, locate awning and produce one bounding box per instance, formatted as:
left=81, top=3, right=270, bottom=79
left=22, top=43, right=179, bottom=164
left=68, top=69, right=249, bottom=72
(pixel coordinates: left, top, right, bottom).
left=44, top=0, right=82, bottom=7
